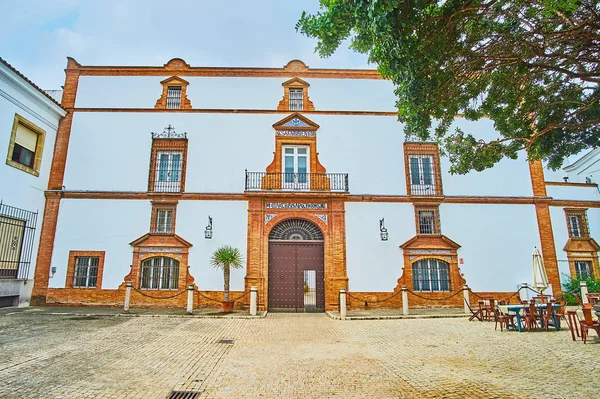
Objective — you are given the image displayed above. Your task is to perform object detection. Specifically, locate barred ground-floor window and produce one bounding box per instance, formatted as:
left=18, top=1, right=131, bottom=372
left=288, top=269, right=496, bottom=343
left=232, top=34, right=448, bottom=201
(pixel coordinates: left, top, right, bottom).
left=140, top=256, right=179, bottom=290
left=73, top=256, right=99, bottom=287
left=412, top=258, right=450, bottom=292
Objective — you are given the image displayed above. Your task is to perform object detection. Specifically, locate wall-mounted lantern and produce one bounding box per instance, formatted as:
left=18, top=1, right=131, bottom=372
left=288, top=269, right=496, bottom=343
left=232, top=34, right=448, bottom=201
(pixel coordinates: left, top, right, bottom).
left=379, top=218, right=388, bottom=241
left=204, top=216, right=213, bottom=239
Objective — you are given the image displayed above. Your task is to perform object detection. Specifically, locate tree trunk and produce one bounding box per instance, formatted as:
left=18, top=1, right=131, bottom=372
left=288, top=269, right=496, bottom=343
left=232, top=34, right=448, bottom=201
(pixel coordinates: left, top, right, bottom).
left=223, top=263, right=230, bottom=302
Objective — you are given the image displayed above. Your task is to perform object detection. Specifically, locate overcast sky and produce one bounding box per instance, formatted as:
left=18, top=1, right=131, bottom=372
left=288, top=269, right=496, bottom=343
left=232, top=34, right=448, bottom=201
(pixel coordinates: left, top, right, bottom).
left=0, top=0, right=371, bottom=89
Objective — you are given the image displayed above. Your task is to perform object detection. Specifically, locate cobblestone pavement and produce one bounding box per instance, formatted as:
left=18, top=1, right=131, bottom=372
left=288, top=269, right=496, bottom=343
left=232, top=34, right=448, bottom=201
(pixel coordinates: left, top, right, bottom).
left=0, top=312, right=597, bottom=398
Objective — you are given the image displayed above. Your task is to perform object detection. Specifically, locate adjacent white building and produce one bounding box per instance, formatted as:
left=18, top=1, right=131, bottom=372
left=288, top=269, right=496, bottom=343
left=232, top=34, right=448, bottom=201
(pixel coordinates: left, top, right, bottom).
left=0, top=57, right=66, bottom=307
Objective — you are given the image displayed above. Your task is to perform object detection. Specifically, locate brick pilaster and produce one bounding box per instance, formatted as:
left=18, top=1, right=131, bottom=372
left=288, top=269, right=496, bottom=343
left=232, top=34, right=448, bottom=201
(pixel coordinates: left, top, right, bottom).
left=529, top=160, right=561, bottom=294
left=32, top=58, right=80, bottom=304
left=31, top=192, right=62, bottom=304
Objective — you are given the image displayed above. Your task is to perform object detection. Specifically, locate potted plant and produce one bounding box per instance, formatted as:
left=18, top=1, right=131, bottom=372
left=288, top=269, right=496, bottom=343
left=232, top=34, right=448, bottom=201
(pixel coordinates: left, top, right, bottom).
left=210, top=245, right=244, bottom=313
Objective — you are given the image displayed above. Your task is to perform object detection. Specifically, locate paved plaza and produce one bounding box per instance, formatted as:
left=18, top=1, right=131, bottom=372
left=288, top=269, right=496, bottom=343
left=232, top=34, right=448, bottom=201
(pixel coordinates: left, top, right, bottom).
left=0, top=310, right=597, bottom=398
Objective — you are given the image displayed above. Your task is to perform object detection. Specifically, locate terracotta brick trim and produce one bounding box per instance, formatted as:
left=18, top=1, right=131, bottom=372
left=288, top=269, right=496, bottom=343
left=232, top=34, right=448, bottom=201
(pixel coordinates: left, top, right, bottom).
left=69, top=57, right=383, bottom=80
left=65, top=250, right=105, bottom=289
left=546, top=181, right=598, bottom=188
left=72, top=108, right=399, bottom=116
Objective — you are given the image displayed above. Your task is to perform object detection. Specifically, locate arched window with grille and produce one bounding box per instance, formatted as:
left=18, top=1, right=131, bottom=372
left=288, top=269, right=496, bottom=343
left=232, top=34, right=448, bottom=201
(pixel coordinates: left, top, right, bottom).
left=140, top=257, right=179, bottom=290
left=412, top=258, right=450, bottom=292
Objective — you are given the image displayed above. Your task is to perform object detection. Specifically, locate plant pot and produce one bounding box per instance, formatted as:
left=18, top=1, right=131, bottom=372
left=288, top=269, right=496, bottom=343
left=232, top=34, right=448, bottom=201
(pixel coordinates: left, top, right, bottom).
left=221, top=301, right=235, bottom=313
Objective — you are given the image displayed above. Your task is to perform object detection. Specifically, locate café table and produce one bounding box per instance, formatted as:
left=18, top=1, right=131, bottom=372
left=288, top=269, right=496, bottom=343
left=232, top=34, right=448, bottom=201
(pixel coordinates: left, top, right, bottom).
left=497, top=303, right=561, bottom=332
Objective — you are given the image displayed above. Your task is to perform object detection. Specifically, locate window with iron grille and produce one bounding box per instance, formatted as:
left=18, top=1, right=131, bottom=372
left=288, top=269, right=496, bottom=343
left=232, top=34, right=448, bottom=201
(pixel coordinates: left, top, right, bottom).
left=418, top=209, right=439, bottom=235
left=289, top=88, right=303, bottom=110
left=565, top=209, right=589, bottom=238
left=166, top=86, right=182, bottom=109
left=155, top=209, right=173, bottom=233
left=73, top=256, right=99, bottom=288
left=408, top=155, right=436, bottom=195
left=140, top=257, right=179, bottom=290
left=412, top=258, right=450, bottom=291
left=153, top=151, right=183, bottom=192
left=574, top=261, right=592, bottom=279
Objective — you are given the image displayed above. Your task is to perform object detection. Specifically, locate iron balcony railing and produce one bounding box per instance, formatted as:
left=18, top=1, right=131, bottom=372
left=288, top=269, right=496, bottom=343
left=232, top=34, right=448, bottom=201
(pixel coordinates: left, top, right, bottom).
left=0, top=201, right=38, bottom=279
left=245, top=171, right=349, bottom=192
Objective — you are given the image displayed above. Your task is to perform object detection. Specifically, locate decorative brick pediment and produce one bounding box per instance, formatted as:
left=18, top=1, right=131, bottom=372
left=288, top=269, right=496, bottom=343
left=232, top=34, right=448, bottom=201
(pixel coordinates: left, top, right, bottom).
left=272, top=113, right=319, bottom=131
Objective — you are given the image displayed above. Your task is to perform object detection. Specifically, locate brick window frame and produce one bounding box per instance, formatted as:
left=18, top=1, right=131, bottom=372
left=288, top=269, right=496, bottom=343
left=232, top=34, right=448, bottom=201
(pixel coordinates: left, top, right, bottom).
left=150, top=201, right=177, bottom=234
left=5, top=114, right=46, bottom=177
left=154, top=76, right=192, bottom=109
left=148, top=136, right=188, bottom=193
left=403, top=142, right=443, bottom=196
left=277, top=78, right=315, bottom=111
left=65, top=250, right=105, bottom=289
left=564, top=208, right=589, bottom=238
left=414, top=205, right=441, bottom=235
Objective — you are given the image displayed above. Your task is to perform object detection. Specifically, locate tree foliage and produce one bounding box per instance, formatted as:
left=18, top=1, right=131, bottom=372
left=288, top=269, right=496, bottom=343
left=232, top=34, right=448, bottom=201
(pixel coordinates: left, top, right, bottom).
left=297, top=0, right=600, bottom=173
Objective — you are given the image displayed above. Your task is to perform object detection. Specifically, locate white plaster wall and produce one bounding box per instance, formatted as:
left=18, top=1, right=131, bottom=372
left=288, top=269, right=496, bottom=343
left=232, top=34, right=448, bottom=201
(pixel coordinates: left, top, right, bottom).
left=345, top=202, right=415, bottom=292
left=49, top=199, right=248, bottom=291
left=0, top=77, right=61, bottom=280
left=440, top=204, right=540, bottom=292
left=74, top=75, right=398, bottom=111
left=50, top=199, right=150, bottom=289
left=439, top=118, right=533, bottom=197
left=65, top=112, right=537, bottom=198
left=176, top=200, right=248, bottom=292
left=546, top=185, right=600, bottom=201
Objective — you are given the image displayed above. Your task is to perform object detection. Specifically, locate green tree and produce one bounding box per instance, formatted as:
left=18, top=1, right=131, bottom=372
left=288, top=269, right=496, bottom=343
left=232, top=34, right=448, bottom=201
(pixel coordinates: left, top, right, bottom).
left=210, top=246, right=244, bottom=302
left=297, top=0, right=600, bottom=174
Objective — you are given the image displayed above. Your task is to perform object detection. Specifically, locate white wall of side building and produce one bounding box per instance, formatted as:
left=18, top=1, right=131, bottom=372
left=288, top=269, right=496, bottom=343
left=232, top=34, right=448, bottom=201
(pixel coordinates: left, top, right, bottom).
left=0, top=60, right=65, bottom=306
left=50, top=199, right=248, bottom=291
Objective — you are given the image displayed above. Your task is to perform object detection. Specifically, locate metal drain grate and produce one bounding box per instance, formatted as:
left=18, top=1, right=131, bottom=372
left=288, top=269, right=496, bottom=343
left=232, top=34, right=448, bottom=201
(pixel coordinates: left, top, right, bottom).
left=167, top=391, right=201, bottom=399
left=217, top=339, right=234, bottom=344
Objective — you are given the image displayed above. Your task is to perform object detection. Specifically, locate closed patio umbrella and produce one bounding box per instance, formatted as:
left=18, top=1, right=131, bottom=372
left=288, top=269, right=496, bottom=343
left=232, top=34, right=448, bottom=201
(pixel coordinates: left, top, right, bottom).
left=532, top=247, right=549, bottom=293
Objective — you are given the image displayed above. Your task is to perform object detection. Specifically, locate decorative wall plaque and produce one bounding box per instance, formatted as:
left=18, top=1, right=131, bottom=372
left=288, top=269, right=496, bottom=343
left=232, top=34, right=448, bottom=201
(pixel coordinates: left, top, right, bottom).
left=265, top=214, right=276, bottom=224
left=407, top=249, right=452, bottom=255
left=276, top=130, right=316, bottom=137
left=266, top=202, right=327, bottom=209
left=140, top=247, right=183, bottom=253
left=315, top=214, right=328, bottom=224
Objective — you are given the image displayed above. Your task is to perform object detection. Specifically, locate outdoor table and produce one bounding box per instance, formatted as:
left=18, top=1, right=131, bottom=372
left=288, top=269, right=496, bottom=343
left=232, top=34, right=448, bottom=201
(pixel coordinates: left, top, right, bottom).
left=497, top=304, right=560, bottom=332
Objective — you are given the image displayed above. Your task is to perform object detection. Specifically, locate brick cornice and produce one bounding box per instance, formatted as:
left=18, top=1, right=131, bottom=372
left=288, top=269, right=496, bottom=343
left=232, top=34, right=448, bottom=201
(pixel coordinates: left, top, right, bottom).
left=70, top=57, right=383, bottom=80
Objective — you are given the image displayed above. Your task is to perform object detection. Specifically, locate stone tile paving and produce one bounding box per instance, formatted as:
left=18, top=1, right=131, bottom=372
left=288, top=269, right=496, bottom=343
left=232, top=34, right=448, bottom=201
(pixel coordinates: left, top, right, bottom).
left=0, top=311, right=597, bottom=398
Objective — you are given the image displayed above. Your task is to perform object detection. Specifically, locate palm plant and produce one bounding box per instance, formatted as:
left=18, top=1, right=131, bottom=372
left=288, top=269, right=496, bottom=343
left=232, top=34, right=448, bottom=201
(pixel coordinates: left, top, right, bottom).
left=210, top=246, right=244, bottom=302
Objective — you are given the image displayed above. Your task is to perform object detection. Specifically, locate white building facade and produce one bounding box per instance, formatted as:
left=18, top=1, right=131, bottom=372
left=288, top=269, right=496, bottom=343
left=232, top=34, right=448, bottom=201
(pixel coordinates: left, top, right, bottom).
left=0, top=57, right=66, bottom=307
left=30, top=58, right=600, bottom=311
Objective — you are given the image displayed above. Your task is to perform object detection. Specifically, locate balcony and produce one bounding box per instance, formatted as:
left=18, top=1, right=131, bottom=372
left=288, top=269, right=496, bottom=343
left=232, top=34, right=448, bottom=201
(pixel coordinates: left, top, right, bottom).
left=245, top=172, right=349, bottom=192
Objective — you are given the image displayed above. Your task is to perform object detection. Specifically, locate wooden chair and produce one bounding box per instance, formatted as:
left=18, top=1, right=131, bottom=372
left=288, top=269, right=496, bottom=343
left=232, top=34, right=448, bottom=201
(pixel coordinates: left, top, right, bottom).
left=485, top=298, right=497, bottom=321
left=494, top=306, right=516, bottom=332
left=552, top=299, right=567, bottom=329
left=580, top=308, right=600, bottom=344
left=586, top=294, right=600, bottom=306
left=465, top=299, right=483, bottom=321
left=566, top=310, right=580, bottom=341
left=523, top=301, right=540, bottom=331
left=540, top=302, right=554, bottom=330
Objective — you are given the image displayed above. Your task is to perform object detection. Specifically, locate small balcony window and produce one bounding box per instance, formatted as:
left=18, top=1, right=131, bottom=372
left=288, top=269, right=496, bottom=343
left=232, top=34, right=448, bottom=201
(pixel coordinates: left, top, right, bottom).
left=166, top=86, right=182, bottom=109
left=289, top=88, right=303, bottom=110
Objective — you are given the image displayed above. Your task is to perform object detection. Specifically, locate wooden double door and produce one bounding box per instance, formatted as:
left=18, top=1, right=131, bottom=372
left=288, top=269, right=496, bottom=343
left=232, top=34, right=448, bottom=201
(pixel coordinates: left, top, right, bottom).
left=268, top=241, right=324, bottom=311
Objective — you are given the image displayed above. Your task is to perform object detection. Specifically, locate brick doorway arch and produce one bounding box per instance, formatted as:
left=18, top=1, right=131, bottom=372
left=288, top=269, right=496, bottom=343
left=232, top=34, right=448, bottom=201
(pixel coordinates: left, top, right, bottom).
left=268, top=219, right=325, bottom=311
